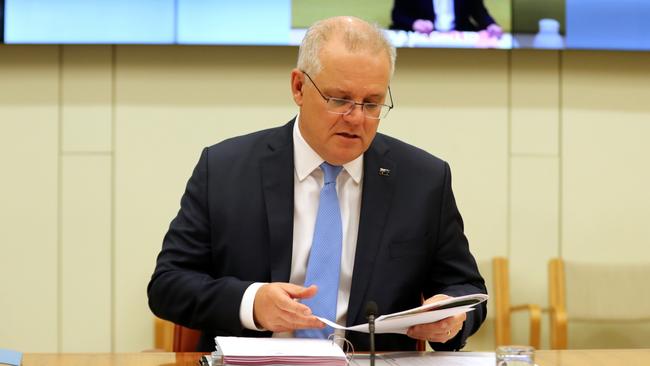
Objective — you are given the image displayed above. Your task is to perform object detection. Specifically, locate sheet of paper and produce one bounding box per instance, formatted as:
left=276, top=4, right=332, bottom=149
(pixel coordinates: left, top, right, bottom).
left=379, top=294, right=488, bottom=320
left=349, top=352, right=496, bottom=366
left=318, top=293, right=487, bottom=334
left=319, top=306, right=475, bottom=334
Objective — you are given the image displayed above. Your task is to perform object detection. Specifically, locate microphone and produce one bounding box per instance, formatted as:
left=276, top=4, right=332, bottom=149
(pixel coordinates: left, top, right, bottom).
left=365, top=301, right=378, bottom=366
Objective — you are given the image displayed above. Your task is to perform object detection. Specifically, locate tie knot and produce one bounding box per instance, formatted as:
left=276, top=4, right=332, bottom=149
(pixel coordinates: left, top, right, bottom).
left=320, top=162, right=342, bottom=184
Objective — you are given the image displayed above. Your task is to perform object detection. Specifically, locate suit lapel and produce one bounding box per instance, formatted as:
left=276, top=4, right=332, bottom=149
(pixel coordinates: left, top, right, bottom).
left=261, top=120, right=295, bottom=283
left=347, top=135, right=395, bottom=325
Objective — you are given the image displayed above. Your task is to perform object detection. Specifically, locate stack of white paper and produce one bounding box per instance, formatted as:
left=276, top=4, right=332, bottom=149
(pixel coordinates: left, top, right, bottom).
left=214, top=336, right=347, bottom=366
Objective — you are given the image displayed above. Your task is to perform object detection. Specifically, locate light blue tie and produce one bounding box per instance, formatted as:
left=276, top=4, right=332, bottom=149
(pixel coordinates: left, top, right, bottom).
left=295, top=162, right=343, bottom=339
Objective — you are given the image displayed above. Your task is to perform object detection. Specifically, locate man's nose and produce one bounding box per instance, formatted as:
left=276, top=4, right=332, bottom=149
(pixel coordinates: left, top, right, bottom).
left=343, top=103, right=365, bottom=124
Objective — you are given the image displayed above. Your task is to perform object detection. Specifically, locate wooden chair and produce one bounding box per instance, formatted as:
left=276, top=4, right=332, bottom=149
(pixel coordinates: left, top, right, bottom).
left=154, top=317, right=173, bottom=351
left=173, top=324, right=202, bottom=352
left=154, top=317, right=201, bottom=352
left=548, top=258, right=568, bottom=349
left=493, top=257, right=542, bottom=349
left=548, top=258, right=650, bottom=349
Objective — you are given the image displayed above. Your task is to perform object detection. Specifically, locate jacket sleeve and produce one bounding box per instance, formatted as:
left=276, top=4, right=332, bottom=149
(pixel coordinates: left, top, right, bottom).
left=147, top=147, right=253, bottom=335
left=426, top=162, right=487, bottom=351
left=469, top=0, right=497, bottom=29
left=391, top=0, right=429, bottom=31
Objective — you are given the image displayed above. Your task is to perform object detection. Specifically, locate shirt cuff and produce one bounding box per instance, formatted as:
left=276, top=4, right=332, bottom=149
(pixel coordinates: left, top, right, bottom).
left=239, top=282, right=267, bottom=331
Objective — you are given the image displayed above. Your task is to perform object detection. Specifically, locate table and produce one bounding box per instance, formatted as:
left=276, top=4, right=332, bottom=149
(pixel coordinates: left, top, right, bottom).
left=21, top=353, right=201, bottom=366
left=535, top=349, right=650, bottom=366
left=21, top=349, right=650, bottom=366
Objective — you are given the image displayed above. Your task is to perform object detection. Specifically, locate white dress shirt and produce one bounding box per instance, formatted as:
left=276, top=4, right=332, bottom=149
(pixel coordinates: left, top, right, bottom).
left=433, top=0, right=456, bottom=32
left=239, top=115, right=363, bottom=338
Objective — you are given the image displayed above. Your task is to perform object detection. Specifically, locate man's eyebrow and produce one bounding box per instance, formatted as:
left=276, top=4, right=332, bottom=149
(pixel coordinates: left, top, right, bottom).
left=366, top=93, right=384, bottom=99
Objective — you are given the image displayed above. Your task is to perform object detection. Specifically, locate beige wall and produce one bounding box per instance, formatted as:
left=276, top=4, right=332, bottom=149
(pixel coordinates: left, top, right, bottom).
left=1, top=45, right=649, bottom=352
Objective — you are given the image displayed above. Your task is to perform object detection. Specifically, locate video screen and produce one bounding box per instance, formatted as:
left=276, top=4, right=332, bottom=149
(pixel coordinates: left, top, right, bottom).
left=511, top=0, right=650, bottom=50
left=2, top=0, right=650, bottom=51
left=291, top=0, right=512, bottom=49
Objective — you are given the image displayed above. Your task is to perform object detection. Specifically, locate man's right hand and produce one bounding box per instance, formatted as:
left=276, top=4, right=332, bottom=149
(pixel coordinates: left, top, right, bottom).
left=253, top=283, right=325, bottom=332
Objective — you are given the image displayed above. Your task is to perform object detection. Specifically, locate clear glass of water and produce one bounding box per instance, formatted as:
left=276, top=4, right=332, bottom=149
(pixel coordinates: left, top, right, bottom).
left=496, top=345, right=535, bottom=366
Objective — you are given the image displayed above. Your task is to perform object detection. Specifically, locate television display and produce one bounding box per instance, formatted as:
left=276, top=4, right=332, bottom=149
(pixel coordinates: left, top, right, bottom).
left=511, top=0, right=650, bottom=50
left=1, top=0, right=512, bottom=48
left=564, top=0, right=650, bottom=50
left=2, top=0, right=650, bottom=51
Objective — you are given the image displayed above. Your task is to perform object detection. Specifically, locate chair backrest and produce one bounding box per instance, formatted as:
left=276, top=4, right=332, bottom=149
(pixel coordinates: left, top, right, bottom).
left=173, top=324, right=202, bottom=352
left=563, top=260, right=650, bottom=320
left=154, top=317, right=174, bottom=352
left=153, top=317, right=201, bottom=352
left=493, top=257, right=511, bottom=346
left=463, top=257, right=540, bottom=351
left=549, top=258, right=650, bottom=349
left=493, top=257, right=541, bottom=349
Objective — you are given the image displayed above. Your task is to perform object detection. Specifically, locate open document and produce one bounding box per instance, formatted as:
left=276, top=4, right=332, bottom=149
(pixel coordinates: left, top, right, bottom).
left=319, top=293, right=488, bottom=334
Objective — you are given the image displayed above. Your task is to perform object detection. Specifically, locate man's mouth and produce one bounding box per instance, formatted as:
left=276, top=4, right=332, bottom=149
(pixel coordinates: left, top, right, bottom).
left=336, top=132, right=359, bottom=139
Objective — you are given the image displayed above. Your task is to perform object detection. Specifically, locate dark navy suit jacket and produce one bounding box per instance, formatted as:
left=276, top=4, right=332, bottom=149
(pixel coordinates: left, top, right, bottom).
left=390, top=0, right=497, bottom=32
left=147, top=119, right=487, bottom=352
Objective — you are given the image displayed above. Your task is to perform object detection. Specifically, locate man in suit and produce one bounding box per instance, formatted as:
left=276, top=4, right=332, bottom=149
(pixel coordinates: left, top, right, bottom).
left=391, top=0, right=503, bottom=37
left=148, top=16, right=486, bottom=352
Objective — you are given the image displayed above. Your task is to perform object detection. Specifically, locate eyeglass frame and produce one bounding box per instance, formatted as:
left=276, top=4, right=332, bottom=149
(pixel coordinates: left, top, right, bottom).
left=301, top=70, right=394, bottom=119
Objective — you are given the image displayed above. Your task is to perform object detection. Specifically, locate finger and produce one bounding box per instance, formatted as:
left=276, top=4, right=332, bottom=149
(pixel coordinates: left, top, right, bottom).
left=276, top=294, right=313, bottom=316
left=423, top=294, right=451, bottom=305
left=271, top=284, right=314, bottom=313
left=407, top=326, right=458, bottom=343
left=407, top=330, right=448, bottom=343
left=277, top=309, right=324, bottom=330
left=408, top=324, right=447, bottom=339
left=443, top=313, right=466, bottom=329
left=434, top=314, right=464, bottom=330
left=407, top=319, right=462, bottom=341
left=264, top=305, right=323, bottom=331
left=282, top=284, right=318, bottom=299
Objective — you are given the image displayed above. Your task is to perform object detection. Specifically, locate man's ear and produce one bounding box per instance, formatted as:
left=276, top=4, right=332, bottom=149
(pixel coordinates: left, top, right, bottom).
left=290, top=68, right=304, bottom=106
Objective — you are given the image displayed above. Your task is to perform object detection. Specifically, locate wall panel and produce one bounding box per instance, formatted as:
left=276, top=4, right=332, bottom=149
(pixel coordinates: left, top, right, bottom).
left=562, top=52, right=650, bottom=262
left=61, top=155, right=112, bottom=351
left=510, top=50, right=560, bottom=156
left=509, top=156, right=558, bottom=348
left=0, top=46, right=60, bottom=352
left=61, top=46, right=113, bottom=153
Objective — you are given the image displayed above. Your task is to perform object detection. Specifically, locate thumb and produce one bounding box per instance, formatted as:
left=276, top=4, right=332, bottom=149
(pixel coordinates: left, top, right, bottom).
left=283, top=284, right=318, bottom=299
left=424, top=294, right=451, bottom=304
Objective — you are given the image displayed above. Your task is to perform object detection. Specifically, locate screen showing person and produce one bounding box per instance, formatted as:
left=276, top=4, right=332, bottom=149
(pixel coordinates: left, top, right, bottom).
left=390, top=0, right=503, bottom=38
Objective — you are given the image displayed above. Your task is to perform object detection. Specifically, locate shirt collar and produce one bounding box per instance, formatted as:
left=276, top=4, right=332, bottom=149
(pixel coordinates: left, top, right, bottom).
left=293, top=114, right=363, bottom=184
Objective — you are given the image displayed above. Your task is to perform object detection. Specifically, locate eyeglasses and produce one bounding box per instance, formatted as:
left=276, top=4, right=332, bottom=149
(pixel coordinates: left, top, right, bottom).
left=301, top=71, right=394, bottom=119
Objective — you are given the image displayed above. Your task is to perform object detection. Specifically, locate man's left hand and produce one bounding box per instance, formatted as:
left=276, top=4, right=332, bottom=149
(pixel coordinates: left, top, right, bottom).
left=406, top=294, right=466, bottom=343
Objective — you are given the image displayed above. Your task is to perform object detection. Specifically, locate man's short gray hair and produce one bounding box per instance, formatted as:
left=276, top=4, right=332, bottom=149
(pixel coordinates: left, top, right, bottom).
left=297, top=16, right=396, bottom=79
